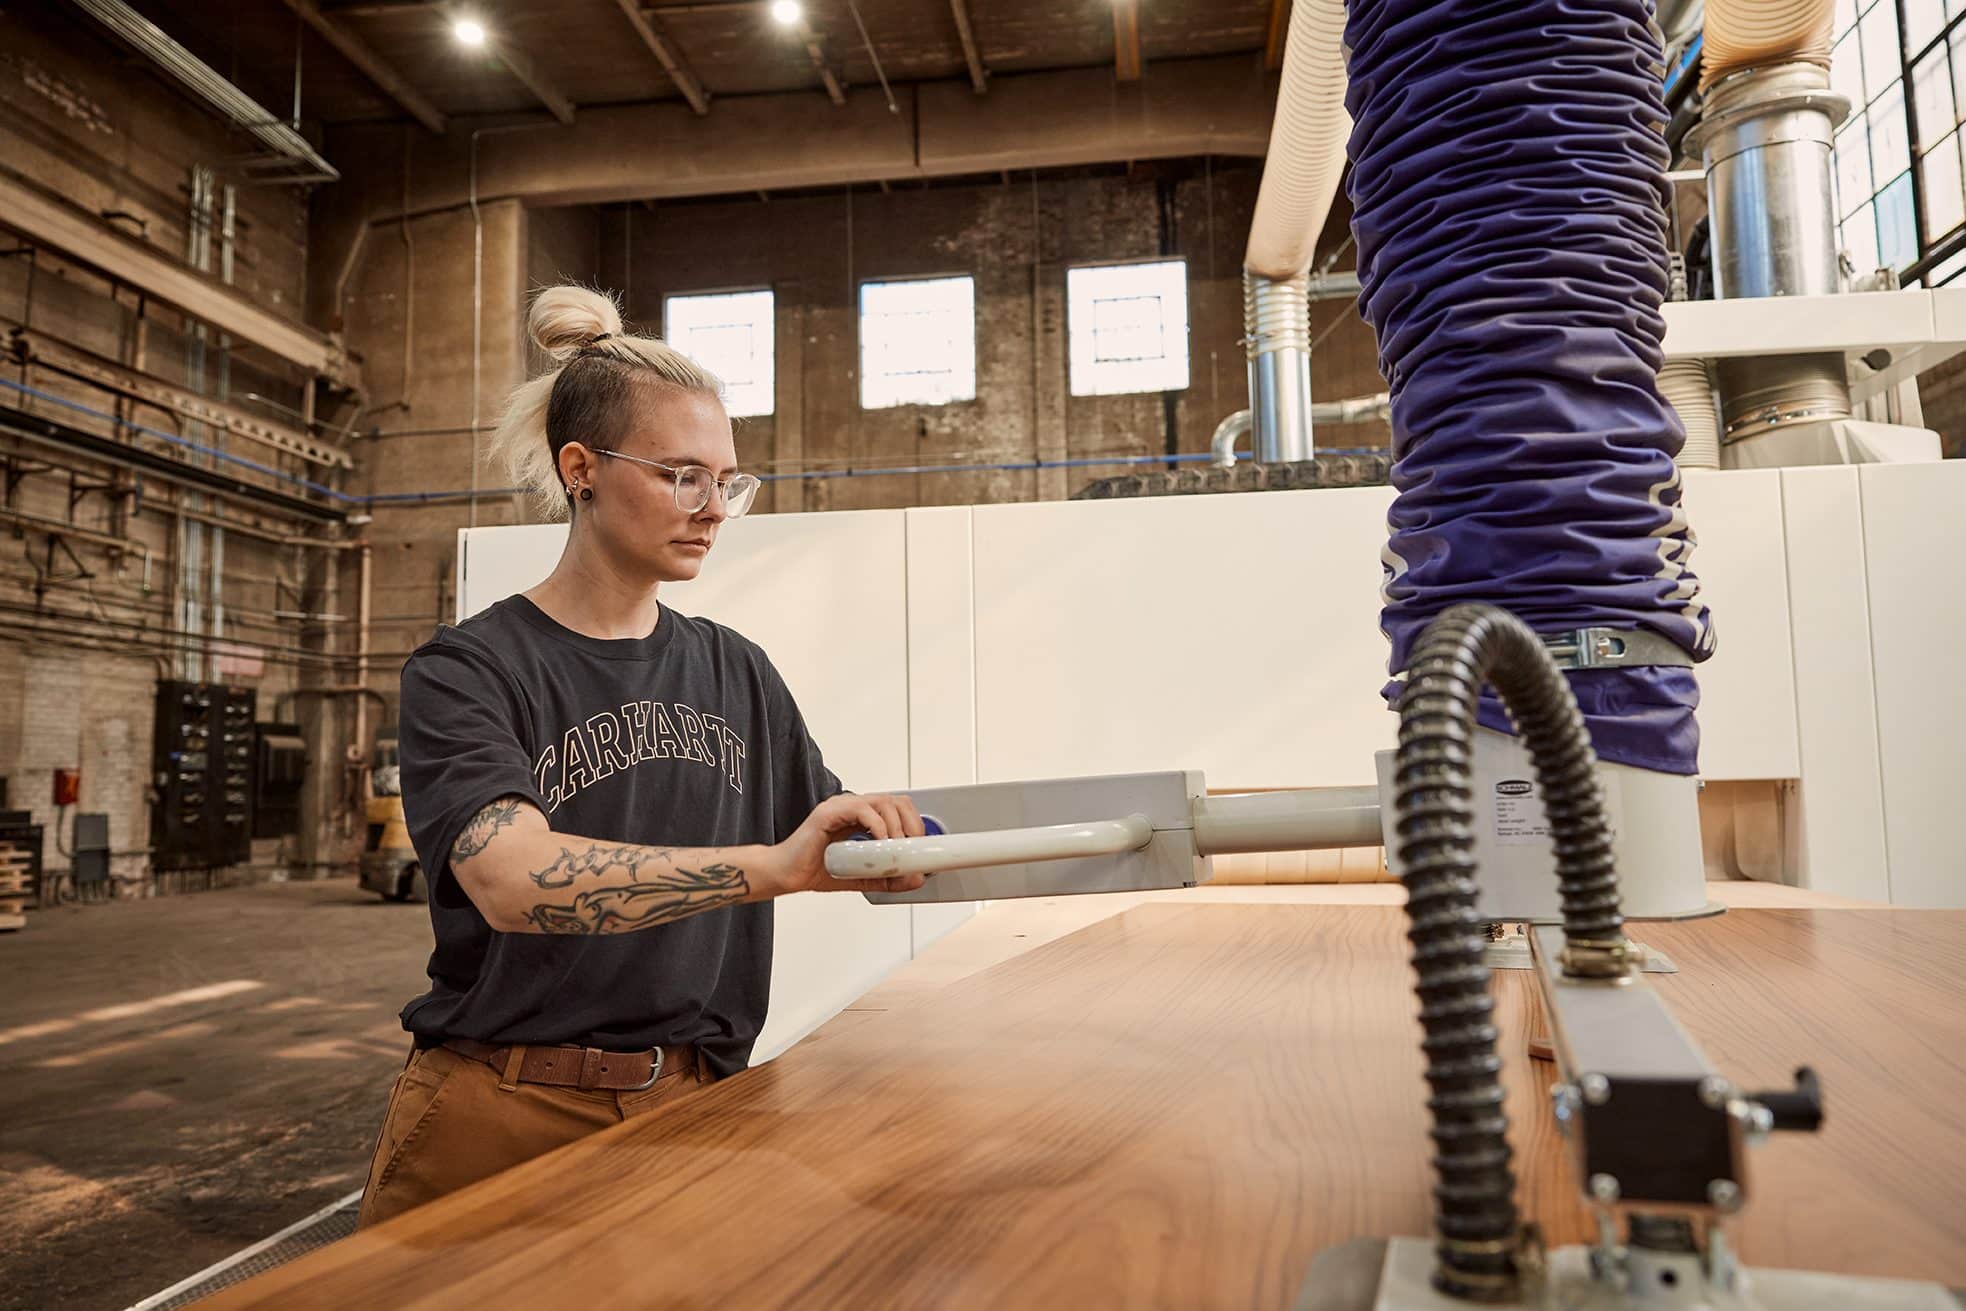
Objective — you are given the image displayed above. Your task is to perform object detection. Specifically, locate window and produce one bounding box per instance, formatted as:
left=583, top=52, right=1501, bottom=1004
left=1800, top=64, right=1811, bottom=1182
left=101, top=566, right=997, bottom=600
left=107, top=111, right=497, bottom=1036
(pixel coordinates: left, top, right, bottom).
left=1830, top=0, right=1966, bottom=282
left=663, top=289, right=774, bottom=417
left=859, top=276, right=976, bottom=408
left=1066, top=260, right=1190, bottom=396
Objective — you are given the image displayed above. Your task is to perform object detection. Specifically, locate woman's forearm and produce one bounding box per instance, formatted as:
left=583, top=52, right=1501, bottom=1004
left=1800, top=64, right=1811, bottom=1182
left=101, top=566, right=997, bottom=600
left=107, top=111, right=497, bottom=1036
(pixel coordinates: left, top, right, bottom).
left=449, top=796, right=785, bottom=933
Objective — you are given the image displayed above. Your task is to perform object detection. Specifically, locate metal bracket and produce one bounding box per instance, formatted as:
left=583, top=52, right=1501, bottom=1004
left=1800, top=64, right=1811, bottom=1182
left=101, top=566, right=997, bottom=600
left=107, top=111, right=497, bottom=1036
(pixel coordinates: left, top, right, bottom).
left=1539, top=627, right=1695, bottom=671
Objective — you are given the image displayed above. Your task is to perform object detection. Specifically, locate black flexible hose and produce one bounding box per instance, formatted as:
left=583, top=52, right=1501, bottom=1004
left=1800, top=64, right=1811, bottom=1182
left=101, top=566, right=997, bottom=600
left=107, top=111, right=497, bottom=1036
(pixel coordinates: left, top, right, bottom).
left=1392, top=604, right=1626, bottom=1300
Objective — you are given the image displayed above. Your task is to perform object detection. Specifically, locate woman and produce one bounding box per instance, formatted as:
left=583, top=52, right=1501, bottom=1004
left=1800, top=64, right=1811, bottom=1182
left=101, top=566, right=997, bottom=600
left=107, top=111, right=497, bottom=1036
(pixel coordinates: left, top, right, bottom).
left=357, top=284, right=928, bottom=1228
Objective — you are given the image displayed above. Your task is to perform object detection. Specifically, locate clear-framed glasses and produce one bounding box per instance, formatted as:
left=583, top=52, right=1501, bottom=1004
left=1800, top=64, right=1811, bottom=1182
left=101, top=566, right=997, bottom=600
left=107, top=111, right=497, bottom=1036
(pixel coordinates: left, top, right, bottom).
left=598, top=450, right=761, bottom=519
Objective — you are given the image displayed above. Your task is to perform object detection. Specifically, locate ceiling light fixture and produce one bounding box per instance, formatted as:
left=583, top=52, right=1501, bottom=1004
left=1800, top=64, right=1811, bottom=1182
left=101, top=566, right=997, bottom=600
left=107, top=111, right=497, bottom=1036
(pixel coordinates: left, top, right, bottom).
left=769, top=0, right=803, bottom=27
left=452, top=16, right=487, bottom=47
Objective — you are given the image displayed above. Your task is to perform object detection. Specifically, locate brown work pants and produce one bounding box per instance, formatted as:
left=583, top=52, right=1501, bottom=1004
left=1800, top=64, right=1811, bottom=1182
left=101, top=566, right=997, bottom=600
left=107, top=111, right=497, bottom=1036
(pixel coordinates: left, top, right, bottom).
left=355, top=1042, right=714, bottom=1229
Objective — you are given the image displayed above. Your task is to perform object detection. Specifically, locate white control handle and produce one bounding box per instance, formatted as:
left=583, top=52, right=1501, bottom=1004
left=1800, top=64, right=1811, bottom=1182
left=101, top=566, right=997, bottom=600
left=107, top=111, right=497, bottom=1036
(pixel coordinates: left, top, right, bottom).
left=825, top=814, right=1155, bottom=881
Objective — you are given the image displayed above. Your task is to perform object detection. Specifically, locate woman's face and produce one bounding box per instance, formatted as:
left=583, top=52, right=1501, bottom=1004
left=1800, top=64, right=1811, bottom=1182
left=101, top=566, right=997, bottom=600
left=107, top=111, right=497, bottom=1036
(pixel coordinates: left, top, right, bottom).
left=575, top=389, right=740, bottom=583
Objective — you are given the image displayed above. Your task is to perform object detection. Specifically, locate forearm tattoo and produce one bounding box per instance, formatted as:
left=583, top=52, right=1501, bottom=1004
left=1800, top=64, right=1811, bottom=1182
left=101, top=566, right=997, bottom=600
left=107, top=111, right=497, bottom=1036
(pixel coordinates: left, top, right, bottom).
left=530, top=842, right=677, bottom=889
left=524, top=860, right=749, bottom=935
left=453, top=798, right=522, bottom=861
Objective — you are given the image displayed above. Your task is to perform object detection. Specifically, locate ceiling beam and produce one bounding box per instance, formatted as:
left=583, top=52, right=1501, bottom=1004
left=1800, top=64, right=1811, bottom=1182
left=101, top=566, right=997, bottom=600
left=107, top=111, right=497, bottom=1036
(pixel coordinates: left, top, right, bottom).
left=275, top=0, right=447, bottom=134
left=948, top=0, right=987, bottom=94
left=797, top=22, right=848, bottom=105
left=481, top=27, right=577, bottom=124
left=610, top=0, right=710, bottom=114
left=1264, top=0, right=1290, bottom=71
left=1113, top=1, right=1141, bottom=83
left=428, top=3, right=575, bottom=124
left=320, top=0, right=436, bottom=13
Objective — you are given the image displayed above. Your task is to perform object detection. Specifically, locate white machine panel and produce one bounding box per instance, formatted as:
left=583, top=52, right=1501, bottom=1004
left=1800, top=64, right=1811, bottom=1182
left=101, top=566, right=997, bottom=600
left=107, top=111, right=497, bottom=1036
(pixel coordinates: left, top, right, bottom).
left=1861, top=460, right=1966, bottom=908
left=971, top=487, right=1400, bottom=790
left=1778, top=466, right=1891, bottom=901
left=1679, top=469, right=1801, bottom=780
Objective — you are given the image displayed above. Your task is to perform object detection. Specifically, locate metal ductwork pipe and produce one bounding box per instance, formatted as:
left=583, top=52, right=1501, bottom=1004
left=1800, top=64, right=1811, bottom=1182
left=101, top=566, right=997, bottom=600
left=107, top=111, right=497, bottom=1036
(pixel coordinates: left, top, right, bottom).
left=1244, top=269, right=1316, bottom=464
left=1212, top=392, right=1393, bottom=468
left=1687, top=1, right=1851, bottom=455
left=1241, top=0, right=1349, bottom=466
left=67, top=0, right=339, bottom=181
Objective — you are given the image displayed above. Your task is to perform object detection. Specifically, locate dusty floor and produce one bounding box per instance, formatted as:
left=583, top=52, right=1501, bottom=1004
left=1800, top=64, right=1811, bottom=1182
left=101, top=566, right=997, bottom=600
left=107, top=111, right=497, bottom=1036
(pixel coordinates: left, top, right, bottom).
left=0, top=878, right=433, bottom=1311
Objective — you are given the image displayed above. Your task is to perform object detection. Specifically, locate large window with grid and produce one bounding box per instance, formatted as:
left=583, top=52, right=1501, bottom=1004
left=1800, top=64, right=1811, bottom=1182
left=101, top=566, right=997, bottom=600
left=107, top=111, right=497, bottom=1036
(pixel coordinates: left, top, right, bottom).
left=859, top=276, right=977, bottom=409
left=663, top=289, right=775, bottom=418
left=1832, top=0, right=1966, bottom=283
left=1065, top=260, right=1191, bottom=397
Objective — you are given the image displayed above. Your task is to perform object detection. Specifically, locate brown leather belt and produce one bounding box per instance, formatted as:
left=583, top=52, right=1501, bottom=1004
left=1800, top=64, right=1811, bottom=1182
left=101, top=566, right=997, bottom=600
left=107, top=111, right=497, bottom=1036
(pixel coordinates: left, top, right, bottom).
left=442, top=1038, right=696, bottom=1092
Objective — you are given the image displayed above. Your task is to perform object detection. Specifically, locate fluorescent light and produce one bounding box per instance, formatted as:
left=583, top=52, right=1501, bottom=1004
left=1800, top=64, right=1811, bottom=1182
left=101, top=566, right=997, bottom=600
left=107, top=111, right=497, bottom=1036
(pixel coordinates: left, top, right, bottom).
left=769, top=0, right=803, bottom=26
left=452, top=16, right=487, bottom=46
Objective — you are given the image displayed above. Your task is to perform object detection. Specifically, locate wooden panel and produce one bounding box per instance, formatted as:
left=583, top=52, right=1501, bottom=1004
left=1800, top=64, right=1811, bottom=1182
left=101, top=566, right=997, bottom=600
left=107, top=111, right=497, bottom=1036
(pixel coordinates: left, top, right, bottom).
left=1861, top=460, right=1966, bottom=908
left=203, top=904, right=1966, bottom=1307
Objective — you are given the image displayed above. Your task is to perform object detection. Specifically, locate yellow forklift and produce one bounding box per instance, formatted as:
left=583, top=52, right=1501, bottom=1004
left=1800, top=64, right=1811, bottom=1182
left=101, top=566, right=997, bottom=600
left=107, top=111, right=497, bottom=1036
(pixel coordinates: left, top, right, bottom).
left=358, top=737, right=425, bottom=903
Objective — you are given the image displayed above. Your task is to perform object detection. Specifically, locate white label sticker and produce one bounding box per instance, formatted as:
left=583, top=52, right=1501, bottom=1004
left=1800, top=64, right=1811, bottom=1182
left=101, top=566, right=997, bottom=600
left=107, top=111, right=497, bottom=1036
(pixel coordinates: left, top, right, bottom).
left=1493, top=775, right=1623, bottom=847
left=1493, top=779, right=1548, bottom=846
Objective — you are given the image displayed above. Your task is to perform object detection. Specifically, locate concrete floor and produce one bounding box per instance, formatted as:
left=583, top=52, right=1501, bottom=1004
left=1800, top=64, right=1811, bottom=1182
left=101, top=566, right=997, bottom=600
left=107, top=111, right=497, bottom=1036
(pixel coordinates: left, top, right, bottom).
left=0, top=878, right=431, bottom=1311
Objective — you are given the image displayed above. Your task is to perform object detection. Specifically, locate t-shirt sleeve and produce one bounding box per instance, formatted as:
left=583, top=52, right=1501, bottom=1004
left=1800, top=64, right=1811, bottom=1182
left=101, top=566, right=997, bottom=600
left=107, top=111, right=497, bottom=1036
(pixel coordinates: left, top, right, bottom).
left=398, top=639, right=551, bottom=888
left=760, top=658, right=845, bottom=843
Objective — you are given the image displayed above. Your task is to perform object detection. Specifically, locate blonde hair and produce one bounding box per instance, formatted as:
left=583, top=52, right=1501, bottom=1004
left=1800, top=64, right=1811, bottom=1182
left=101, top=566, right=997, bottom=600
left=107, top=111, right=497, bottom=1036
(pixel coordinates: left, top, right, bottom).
left=488, top=285, right=725, bottom=521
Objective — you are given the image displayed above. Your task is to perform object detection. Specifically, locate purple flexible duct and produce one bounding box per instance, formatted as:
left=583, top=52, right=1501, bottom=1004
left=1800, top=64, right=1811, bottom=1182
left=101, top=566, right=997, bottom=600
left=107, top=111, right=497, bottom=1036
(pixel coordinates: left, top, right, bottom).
left=1346, top=0, right=1715, bottom=775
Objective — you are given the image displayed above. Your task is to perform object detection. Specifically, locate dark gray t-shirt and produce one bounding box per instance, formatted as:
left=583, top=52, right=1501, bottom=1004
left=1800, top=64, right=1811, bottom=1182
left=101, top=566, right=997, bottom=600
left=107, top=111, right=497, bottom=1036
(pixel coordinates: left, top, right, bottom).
left=395, top=594, right=841, bottom=1078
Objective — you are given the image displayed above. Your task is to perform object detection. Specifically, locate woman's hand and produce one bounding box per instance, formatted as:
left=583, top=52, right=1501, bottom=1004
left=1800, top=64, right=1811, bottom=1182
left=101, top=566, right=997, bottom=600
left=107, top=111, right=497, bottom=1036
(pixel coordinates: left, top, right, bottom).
left=766, top=792, right=929, bottom=897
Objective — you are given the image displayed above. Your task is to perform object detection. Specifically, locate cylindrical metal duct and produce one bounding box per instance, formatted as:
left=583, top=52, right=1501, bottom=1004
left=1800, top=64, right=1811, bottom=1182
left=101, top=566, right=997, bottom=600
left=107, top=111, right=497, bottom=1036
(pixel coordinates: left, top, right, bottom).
left=1658, top=358, right=1721, bottom=469
left=1685, top=60, right=1853, bottom=453
left=1715, top=352, right=1850, bottom=439
left=1244, top=269, right=1315, bottom=463
left=1690, top=63, right=1847, bottom=298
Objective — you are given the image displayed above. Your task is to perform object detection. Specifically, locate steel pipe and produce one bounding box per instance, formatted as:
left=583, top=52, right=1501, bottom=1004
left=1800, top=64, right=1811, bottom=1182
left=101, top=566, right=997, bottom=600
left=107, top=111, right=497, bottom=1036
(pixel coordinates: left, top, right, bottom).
left=1245, top=270, right=1315, bottom=463
left=1191, top=787, right=1382, bottom=855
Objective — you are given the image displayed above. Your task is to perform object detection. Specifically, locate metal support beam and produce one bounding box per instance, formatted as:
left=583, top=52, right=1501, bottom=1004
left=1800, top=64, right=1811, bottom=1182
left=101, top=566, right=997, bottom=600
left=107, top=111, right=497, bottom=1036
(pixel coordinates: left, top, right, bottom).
left=0, top=165, right=351, bottom=382
left=611, top=0, right=710, bottom=115
left=275, top=0, right=447, bottom=133
left=948, top=0, right=987, bottom=94
left=1113, top=0, right=1141, bottom=82
left=0, top=403, right=345, bottom=523
left=1265, top=0, right=1291, bottom=71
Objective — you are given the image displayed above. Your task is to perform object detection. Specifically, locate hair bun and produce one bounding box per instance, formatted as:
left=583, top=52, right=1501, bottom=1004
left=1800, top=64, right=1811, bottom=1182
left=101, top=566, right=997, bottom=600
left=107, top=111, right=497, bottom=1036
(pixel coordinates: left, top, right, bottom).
left=528, top=285, right=625, bottom=361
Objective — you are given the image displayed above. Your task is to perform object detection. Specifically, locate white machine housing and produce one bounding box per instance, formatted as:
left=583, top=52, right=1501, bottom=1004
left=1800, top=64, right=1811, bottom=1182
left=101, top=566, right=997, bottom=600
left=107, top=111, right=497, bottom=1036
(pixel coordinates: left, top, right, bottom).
left=1374, top=726, right=1713, bottom=922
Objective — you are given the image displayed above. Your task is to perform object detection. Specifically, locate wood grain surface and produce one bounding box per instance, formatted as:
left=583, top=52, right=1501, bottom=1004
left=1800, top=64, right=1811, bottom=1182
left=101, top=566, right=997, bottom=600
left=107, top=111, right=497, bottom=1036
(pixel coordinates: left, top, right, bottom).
left=204, top=905, right=1966, bottom=1308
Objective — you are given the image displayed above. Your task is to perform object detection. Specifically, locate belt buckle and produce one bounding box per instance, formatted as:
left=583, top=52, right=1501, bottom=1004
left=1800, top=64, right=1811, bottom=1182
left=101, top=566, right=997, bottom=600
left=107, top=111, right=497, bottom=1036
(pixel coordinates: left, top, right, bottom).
left=630, top=1047, right=662, bottom=1091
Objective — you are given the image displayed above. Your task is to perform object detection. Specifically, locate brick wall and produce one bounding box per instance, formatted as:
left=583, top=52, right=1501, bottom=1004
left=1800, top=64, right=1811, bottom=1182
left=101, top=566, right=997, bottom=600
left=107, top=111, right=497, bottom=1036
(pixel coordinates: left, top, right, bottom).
left=0, top=4, right=320, bottom=893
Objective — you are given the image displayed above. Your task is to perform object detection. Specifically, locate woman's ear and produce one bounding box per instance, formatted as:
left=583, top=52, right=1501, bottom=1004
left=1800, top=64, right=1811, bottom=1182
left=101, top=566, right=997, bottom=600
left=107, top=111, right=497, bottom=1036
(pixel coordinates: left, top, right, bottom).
left=558, top=441, right=594, bottom=493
